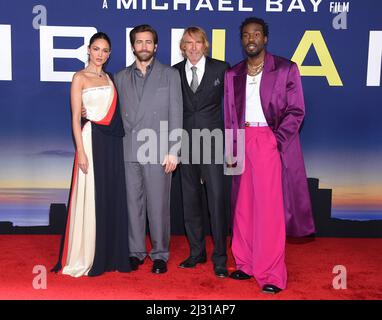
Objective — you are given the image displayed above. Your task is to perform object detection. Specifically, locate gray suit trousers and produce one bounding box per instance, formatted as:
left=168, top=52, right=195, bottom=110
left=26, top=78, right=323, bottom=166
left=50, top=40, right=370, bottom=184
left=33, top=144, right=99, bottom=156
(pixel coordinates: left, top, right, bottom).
left=124, top=162, right=171, bottom=262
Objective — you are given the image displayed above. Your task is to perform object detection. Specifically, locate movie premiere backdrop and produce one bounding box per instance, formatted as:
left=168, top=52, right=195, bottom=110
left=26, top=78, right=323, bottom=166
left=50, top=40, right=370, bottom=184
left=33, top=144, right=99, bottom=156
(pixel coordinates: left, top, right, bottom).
left=0, top=0, right=381, bottom=227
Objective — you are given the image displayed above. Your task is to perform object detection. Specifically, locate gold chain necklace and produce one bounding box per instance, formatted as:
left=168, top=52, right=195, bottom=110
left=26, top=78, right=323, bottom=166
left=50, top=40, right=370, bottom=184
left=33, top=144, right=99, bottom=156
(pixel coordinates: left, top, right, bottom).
left=247, top=61, right=264, bottom=77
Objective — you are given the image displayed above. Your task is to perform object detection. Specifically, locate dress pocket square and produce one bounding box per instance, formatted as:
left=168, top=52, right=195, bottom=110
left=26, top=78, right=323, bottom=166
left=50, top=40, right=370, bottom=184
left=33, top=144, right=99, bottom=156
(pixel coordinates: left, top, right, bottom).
left=214, top=78, right=221, bottom=86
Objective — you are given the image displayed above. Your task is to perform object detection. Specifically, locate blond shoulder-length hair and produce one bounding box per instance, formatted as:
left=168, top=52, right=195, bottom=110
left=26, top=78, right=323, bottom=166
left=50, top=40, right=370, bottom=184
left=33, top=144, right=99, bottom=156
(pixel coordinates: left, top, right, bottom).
left=180, top=26, right=210, bottom=57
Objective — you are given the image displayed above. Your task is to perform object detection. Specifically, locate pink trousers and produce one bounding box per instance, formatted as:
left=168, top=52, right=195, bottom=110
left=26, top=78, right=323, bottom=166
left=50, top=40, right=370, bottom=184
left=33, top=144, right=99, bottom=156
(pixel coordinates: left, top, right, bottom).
left=232, top=127, right=287, bottom=289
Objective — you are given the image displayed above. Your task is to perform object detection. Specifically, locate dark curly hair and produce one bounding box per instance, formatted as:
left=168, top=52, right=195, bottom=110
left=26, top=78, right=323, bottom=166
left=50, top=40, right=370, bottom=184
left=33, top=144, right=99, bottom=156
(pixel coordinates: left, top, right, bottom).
left=240, top=17, right=269, bottom=39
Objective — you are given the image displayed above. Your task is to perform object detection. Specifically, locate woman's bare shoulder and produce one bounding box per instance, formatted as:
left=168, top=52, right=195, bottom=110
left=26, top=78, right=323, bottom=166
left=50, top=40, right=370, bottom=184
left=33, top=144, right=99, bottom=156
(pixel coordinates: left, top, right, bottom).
left=73, top=69, right=88, bottom=81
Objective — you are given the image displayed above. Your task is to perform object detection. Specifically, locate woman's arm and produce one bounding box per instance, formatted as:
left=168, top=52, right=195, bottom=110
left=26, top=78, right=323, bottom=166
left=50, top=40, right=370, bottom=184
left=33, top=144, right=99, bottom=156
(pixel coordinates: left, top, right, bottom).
left=71, top=72, right=88, bottom=174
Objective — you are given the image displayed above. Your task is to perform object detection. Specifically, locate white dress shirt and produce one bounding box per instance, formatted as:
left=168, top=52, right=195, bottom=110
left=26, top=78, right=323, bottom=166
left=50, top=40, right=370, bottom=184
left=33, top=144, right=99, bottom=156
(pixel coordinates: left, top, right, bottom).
left=185, top=55, right=206, bottom=87
left=245, top=71, right=267, bottom=124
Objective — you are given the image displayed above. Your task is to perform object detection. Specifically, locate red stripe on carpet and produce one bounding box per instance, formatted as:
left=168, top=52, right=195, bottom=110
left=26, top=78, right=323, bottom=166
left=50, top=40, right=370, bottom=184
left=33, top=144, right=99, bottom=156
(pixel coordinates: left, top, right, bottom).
left=0, top=235, right=381, bottom=300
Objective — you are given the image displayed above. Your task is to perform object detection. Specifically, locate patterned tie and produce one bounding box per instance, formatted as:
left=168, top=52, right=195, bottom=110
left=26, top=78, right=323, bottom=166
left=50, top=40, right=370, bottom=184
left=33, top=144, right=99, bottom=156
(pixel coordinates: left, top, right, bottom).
left=190, top=66, right=199, bottom=93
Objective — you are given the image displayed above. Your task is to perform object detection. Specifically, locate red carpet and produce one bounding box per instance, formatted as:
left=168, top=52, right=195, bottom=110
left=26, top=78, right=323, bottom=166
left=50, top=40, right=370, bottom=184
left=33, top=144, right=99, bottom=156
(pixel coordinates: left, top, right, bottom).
left=0, top=235, right=381, bottom=300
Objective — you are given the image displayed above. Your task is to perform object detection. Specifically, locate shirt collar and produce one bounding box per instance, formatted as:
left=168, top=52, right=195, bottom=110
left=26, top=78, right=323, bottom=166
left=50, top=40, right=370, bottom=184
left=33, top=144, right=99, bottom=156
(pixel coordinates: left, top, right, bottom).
left=186, top=55, right=206, bottom=72
left=133, top=58, right=155, bottom=72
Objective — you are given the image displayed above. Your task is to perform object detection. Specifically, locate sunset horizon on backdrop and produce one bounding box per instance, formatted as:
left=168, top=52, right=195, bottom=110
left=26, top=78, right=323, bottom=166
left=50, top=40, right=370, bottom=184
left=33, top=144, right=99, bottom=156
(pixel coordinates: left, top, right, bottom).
left=1, top=137, right=381, bottom=226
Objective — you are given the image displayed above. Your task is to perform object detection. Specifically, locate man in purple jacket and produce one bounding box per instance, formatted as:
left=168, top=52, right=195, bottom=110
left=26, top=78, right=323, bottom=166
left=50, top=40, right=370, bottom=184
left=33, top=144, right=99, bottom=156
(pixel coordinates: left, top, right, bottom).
left=224, top=17, right=315, bottom=294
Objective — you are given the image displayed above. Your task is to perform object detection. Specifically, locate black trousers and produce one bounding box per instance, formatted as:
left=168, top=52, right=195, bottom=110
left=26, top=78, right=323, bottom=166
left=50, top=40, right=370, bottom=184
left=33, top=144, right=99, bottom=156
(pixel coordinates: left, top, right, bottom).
left=180, top=162, right=228, bottom=267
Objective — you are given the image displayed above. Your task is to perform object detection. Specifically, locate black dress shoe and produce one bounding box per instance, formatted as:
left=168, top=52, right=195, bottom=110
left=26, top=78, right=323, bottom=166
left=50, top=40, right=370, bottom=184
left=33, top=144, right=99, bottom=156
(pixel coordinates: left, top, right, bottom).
left=214, top=266, right=228, bottom=278
left=152, top=259, right=167, bottom=274
left=262, top=284, right=282, bottom=294
left=178, top=256, right=207, bottom=268
left=229, top=270, right=252, bottom=280
left=129, top=256, right=144, bottom=271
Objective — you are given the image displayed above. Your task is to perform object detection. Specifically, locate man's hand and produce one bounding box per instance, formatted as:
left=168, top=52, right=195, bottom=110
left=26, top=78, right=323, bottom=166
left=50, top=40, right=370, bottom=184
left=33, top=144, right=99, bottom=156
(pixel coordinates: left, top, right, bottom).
left=225, top=155, right=237, bottom=168
left=81, top=106, right=87, bottom=118
left=161, top=154, right=178, bottom=174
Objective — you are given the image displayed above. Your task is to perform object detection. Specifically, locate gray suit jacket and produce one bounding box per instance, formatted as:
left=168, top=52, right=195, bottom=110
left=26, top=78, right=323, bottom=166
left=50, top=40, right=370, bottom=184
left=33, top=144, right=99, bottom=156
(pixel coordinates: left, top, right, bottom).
left=114, top=59, right=183, bottom=163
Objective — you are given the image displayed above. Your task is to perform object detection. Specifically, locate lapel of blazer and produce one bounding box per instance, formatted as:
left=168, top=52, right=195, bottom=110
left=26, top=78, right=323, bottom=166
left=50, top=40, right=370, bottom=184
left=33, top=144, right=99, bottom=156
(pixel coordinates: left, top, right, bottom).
left=179, top=60, right=196, bottom=110
left=260, top=51, right=277, bottom=121
left=233, top=60, right=247, bottom=128
left=181, top=57, right=209, bottom=94
left=179, top=59, right=191, bottom=94
left=134, top=59, right=162, bottom=124
left=122, top=66, right=139, bottom=125
left=181, top=57, right=213, bottom=110
left=196, top=56, right=213, bottom=94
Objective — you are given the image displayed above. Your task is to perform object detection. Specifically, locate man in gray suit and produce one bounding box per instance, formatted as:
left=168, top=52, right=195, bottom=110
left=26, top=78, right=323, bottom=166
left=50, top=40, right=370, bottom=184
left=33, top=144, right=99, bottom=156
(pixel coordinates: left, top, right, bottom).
left=114, top=25, right=183, bottom=274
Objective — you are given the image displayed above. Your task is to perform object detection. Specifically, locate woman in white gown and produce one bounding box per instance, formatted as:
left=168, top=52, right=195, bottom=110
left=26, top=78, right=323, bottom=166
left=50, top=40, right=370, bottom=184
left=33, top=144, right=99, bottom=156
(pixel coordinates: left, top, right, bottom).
left=52, top=32, right=131, bottom=277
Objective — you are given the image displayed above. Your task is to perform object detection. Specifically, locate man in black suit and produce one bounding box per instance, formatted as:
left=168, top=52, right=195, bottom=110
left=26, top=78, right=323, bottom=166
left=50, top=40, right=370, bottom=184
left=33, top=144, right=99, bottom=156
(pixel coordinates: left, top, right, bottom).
left=173, top=27, right=230, bottom=278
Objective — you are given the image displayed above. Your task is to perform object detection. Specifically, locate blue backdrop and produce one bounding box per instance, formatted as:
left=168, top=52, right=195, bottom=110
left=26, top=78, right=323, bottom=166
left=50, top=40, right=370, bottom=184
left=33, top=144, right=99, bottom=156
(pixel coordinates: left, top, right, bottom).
left=0, top=0, right=381, bottom=226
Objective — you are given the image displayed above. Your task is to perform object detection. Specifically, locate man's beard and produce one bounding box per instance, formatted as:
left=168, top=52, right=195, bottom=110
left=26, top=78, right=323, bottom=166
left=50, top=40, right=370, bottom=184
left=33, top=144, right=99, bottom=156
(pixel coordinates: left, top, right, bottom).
left=245, top=46, right=264, bottom=58
left=244, top=42, right=265, bottom=58
left=246, top=50, right=261, bottom=58
left=135, top=50, right=155, bottom=62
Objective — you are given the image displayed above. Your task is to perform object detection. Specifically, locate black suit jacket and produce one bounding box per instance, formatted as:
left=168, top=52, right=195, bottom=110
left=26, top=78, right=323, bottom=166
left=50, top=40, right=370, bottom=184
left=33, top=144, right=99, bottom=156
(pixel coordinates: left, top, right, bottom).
left=173, top=57, right=231, bottom=248
left=173, top=56, right=230, bottom=133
